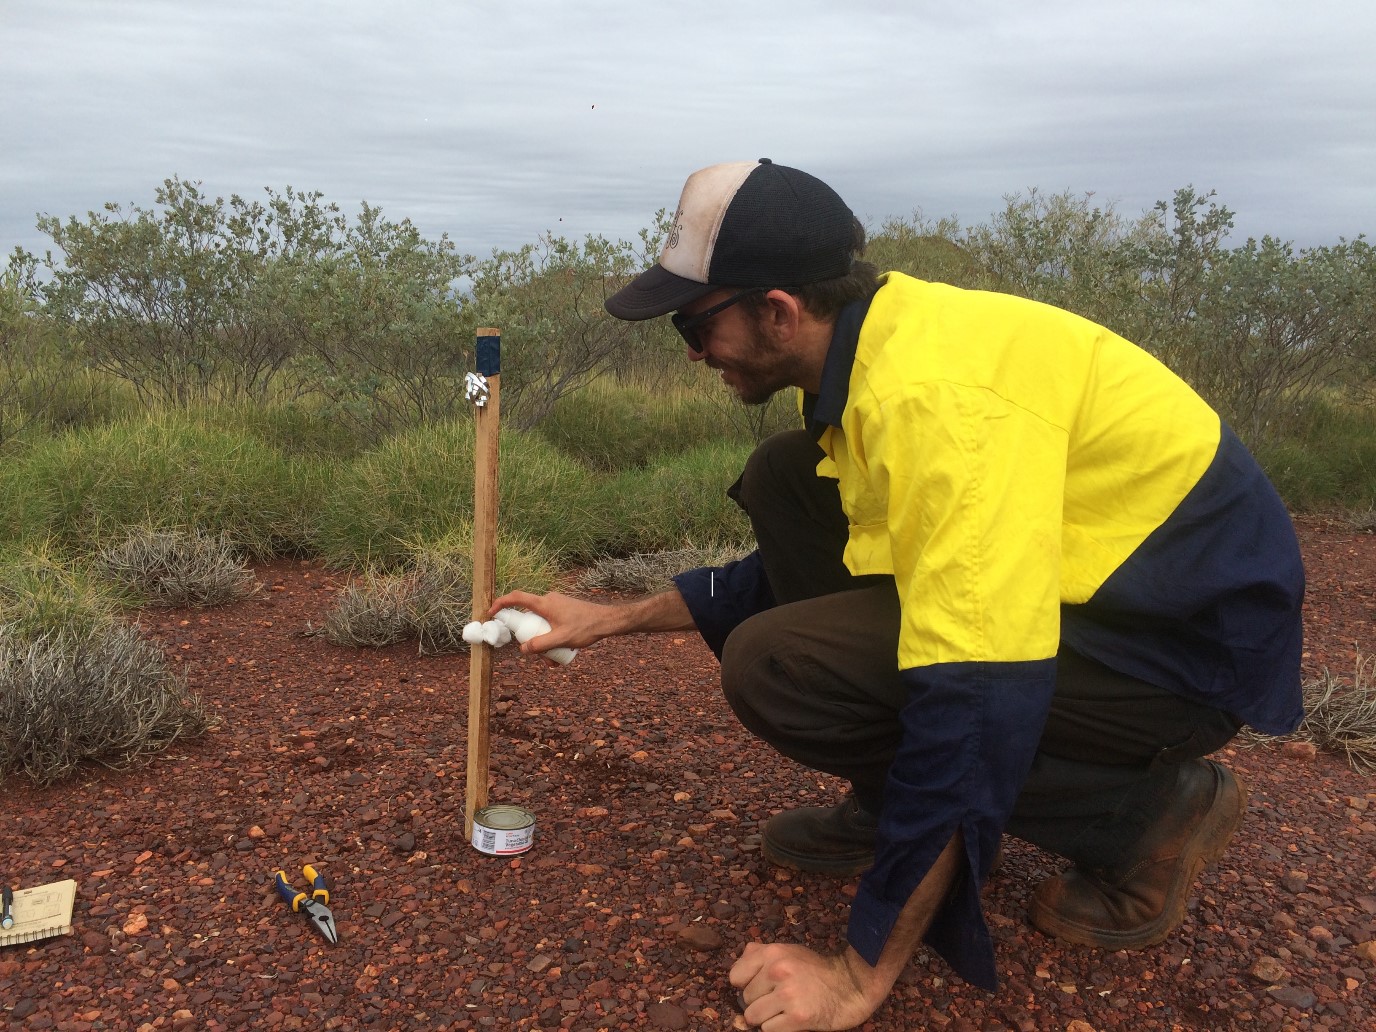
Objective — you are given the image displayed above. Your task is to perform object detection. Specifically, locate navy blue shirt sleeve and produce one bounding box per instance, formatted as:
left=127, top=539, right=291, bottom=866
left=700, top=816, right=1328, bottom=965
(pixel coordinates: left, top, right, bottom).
left=671, top=551, right=776, bottom=658
left=847, top=658, right=1057, bottom=992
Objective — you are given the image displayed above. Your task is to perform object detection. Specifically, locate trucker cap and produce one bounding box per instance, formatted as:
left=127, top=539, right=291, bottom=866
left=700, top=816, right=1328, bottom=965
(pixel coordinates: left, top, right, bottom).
left=604, top=159, right=856, bottom=321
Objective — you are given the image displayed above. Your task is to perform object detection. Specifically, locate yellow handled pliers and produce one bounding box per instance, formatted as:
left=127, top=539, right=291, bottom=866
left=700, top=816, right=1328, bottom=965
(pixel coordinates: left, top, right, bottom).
left=273, top=864, right=339, bottom=944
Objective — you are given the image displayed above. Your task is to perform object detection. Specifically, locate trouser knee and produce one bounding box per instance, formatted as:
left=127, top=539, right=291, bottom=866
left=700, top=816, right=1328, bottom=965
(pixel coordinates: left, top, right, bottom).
left=732, top=429, right=827, bottom=515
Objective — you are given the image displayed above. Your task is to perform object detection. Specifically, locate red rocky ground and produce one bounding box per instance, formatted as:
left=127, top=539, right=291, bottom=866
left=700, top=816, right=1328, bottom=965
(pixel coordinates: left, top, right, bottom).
left=3, top=517, right=1374, bottom=1031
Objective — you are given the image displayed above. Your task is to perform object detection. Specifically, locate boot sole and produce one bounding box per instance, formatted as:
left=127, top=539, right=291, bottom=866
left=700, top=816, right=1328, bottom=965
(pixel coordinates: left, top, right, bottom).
left=760, top=838, right=875, bottom=876
left=1030, top=762, right=1248, bottom=950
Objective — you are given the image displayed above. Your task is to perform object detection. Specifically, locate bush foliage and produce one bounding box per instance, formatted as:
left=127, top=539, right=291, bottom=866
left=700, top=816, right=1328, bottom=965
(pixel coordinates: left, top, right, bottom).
left=3, top=175, right=1374, bottom=782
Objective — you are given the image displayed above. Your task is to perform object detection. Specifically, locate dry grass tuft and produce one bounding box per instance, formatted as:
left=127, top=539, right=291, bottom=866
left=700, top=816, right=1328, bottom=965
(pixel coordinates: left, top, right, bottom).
left=1242, top=653, right=1376, bottom=774
left=322, top=571, right=418, bottom=649
left=322, top=552, right=474, bottom=655
left=1346, top=507, right=1376, bottom=534
left=577, top=545, right=751, bottom=594
left=97, top=527, right=258, bottom=607
left=0, top=622, right=215, bottom=786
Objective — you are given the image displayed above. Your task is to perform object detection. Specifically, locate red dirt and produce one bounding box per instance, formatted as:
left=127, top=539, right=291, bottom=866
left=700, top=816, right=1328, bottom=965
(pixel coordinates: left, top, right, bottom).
left=4, top=517, right=1374, bottom=1031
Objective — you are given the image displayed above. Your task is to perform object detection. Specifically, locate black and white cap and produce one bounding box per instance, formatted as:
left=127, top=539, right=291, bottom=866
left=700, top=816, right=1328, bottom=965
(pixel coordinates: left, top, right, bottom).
left=605, top=159, right=856, bottom=320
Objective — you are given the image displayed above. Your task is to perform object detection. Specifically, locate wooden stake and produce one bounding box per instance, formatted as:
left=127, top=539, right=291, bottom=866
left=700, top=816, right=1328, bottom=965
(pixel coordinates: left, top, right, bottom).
left=465, top=328, right=501, bottom=840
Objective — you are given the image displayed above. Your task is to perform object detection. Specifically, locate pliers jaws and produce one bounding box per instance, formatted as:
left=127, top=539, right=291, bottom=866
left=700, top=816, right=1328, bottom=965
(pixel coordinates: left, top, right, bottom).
left=274, top=864, right=339, bottom=944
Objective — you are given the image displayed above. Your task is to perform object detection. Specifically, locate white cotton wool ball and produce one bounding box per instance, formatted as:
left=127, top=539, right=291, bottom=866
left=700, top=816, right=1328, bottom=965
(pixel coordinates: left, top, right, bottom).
left=481, top=620, right=512, bottom=647
left=462, top=621, right=485, bottom=645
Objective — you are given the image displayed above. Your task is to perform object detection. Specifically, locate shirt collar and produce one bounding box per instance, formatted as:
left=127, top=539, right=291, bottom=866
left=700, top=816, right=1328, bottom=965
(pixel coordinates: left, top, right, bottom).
left=804, top=295, right=873, bottom=437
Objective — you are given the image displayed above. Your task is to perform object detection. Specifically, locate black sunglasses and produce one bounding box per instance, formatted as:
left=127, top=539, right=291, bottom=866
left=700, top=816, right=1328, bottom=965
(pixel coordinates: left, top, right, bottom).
left=671, top=288, right=765, bottom=353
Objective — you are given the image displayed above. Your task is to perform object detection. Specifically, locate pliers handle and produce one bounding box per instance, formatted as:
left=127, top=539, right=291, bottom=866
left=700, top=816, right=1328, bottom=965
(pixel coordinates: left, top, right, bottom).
left=274, top=865, right=338, bottom=944
left=275, top=864, right=329, bottom=909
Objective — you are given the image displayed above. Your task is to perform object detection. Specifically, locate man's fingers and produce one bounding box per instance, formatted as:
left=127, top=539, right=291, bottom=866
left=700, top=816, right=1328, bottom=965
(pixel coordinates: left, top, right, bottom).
left=729, top=941, right=768, bottom=989
left=489, top=589, right=544, bottom=616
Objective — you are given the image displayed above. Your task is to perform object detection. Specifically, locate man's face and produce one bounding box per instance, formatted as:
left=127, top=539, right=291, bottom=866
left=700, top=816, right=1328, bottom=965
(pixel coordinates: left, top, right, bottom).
left=675, top=289, right=806, bottom=405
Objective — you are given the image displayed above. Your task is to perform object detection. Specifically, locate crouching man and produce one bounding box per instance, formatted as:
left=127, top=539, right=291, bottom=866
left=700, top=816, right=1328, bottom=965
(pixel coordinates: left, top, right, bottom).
left=493, top=159, right=1305, bottom=1031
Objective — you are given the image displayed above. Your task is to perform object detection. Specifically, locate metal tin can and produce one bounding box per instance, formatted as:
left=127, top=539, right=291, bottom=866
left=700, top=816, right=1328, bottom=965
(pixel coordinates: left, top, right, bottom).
left=471, top=804, right=536, bottom=856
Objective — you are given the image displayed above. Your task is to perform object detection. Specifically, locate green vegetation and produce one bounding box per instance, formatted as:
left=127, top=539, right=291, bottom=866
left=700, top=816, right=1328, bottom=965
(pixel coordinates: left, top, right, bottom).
left=0, top=413, right=316, bottom=558
left=311, top=422, right=613, bottom=568
left=2, top=176, right=1373, bottom=782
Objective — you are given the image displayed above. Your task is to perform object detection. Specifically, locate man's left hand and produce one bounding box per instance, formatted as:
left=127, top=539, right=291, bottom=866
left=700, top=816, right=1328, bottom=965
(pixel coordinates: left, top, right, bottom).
left=729, top=942, right=891, bottom=1031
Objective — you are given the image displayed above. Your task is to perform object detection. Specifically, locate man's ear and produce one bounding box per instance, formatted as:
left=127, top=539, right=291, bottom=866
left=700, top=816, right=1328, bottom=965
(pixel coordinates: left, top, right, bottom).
left=761, top=289, right=802, bottom=341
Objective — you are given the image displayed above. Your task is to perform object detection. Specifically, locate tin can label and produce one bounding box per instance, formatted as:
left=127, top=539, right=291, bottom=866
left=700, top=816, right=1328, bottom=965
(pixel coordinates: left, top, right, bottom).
left=472, top=805, right=536, bottom=855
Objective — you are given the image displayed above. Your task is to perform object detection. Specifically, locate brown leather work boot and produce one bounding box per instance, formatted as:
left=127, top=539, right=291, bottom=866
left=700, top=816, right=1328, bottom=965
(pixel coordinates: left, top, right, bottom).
left=1028, top=759, right=1247, bottom=950
left=762, top=794, right=879, bottom=875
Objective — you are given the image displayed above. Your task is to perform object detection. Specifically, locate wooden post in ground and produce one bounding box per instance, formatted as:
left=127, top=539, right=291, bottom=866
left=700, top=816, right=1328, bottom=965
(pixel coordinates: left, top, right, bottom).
left=465, top=328, right=501, bottom=840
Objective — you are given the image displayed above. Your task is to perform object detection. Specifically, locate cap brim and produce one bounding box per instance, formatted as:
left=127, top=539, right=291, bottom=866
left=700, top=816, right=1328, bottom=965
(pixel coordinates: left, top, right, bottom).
left=605, top=264, right=716, bottom=320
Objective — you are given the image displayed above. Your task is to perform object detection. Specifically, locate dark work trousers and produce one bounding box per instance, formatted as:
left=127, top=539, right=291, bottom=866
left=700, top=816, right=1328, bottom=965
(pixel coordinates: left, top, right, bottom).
left=719, top=430, right=1242, bottom=869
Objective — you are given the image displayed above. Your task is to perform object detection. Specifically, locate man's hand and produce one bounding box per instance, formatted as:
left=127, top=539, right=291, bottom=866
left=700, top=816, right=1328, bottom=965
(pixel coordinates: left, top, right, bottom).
left=488, top=587, right=695, bottom=656
left=729, top=943, right=892, bottom=1031
left=487, top=590, right=624, bottom=656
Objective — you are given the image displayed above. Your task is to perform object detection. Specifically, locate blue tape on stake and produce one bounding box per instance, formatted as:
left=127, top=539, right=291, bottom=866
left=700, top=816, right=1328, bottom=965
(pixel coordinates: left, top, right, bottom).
left=477, top=335, right=501, bottom=377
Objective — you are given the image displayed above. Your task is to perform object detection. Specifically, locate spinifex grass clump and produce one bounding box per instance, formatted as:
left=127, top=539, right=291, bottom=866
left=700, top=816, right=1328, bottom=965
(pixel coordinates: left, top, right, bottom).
left=536, top=380, right=737, bottom=472
left=0, top=624, right=213, bottom=786
left=1241, top=653, right=1376, bottom=774
left=0, top=413, right=313, bottom=557
left=596, top=441, right=754, bottom=555
left=1299, top=655, right=1376, bottom=774
left=324, top=570, right=414, bottom=649
left=97, top=527, right=259, bottom=607
left=0, top=542, right=131, bottom=636
left=322, top=527, right=559, bottom=654
left=313, top=421, right=608, bottom=568
left=0, top=546, right=212, bottom=786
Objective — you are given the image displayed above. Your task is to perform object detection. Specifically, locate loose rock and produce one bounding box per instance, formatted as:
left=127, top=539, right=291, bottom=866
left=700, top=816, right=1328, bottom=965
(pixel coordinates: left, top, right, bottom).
left=1266, top=986, right=1316, bottom=1010
left=646, top=1001, right=689, bottom=1029
left=677, top=923, right=725, bottom=951
left=1249, top=956, right=1287, bottom=983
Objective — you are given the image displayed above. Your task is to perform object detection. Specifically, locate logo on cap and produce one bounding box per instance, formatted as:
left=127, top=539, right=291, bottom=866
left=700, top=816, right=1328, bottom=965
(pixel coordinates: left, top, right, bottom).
left=666, top=208, right=683, bottom=251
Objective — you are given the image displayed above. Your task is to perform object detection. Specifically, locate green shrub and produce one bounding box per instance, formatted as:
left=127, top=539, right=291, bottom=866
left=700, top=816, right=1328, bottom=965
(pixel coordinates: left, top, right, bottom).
left=313, top=421, right=607, bottom=567
left=189, top=399, right=379, bottom=460
left=1251, top=397, right=1376, bottom=511
left=597, top=441, right=754, bottom=554
left=0, top=413, right=314, bottom=556
left=0, top=544, right=128, bottom=640
left=536, top=380, right=732, bottom=471
left=17, top=367, right=142, bottom=435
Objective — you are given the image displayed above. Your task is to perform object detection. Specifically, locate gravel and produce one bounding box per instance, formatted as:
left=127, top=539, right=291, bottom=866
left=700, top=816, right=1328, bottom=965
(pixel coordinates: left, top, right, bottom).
left=2, top=518, right=1373, bottom=1030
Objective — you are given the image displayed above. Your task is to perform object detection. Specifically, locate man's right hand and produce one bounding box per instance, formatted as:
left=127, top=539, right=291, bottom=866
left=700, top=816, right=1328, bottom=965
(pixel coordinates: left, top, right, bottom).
left=488, top=586, right=696, bottom=659
left=488, top=590, right=618, bottom=654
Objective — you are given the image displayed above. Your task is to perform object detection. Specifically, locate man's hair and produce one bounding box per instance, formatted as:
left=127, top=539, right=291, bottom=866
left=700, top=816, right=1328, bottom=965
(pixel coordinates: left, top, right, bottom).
left=741, top=217, right=879, bottom=321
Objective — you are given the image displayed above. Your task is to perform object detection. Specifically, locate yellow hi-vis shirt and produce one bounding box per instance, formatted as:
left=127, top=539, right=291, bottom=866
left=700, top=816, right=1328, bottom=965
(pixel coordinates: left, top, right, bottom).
left=816, top=273, right=1219, bottom=670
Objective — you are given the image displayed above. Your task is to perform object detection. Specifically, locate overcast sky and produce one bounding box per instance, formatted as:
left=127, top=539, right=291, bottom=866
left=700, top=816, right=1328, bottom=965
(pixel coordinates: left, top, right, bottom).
left=4, top=0, right=1373, bottom=268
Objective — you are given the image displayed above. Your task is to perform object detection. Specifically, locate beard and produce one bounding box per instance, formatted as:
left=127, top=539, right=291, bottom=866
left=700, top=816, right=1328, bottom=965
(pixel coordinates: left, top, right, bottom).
left=709, top=319, right=806, bottom=406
